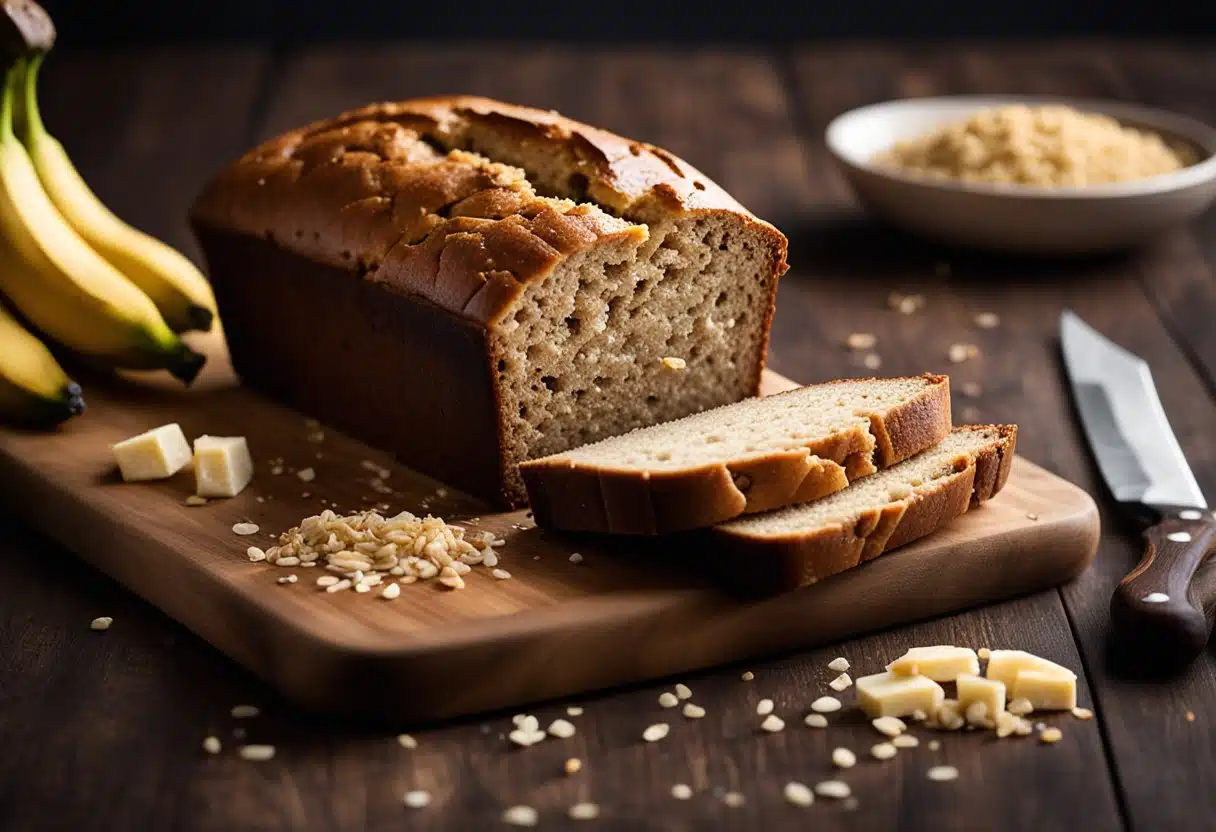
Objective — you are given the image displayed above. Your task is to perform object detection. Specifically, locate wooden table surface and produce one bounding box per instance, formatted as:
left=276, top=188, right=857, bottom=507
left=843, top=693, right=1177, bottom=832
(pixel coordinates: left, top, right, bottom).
left=2, top=40, right=1215, bottom=831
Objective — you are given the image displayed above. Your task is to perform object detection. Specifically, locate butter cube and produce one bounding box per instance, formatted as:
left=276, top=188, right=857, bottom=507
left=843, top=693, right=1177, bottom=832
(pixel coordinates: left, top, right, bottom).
left=887, top=646, right=980, bottom=681
left=856, top=672, right=945, bottom=719
left=1011, top=670, right=1077, bottom=711
left=957, top=673, right=1006, bottom=718
left=194, top=435, right=254, bottom=498
left=985, top=650, right=1076, bottom=689
left=112, top=424, right=192, bottom=482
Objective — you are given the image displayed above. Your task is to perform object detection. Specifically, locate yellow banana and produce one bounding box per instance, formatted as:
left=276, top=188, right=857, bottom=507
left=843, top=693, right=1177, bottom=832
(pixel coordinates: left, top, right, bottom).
left=0, top=60, right=204, bottom=383
left=19, top=54, right=216, bottom=333
left=0, top=300, right=83, bottom=426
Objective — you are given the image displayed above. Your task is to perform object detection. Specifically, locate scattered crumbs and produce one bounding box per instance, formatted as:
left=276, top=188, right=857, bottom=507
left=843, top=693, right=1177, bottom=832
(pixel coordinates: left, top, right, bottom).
left=829, top=672, right=853, bottom=692
left=1040, top=727, right=1063, bottom=744
left=185, top=495, right=208, bottom=506
left=832, top=747, right=857, bottom=769
left=659, top=692, right=679, bottom=708
left=757, top=698, right=775, bottom=716
left=202, top=736, right=221, bottom=754
left=978, top=647, right=991, bottom=660
left=270, top=466, right=284, bottom=476
left=683, top=703, right=707, bottom=719
left=568, top=802, right=599, bottom=820
left=89, top=616, right=112, bottom=631
left=397, top=734, right=418, bottom=750
left=296, top=467, right=316, bottom=483
left=643, top=723, right=670, bottom=743
left=533, top=555, right=541, bottom=561
left=301, top=492, right=311, bottom=499
left=671, top=784, right=693, bottom=800
left=804, top=713, right=828, bottom=728
left=872, top=742, right=898, bottom=760
left=741, top=671, right=755, bottom=681
left=872, top=716, right=907, bottom=737
left=660, top=356, right=687, bottom=370
left=381, top=582, right=401, bottom=600
left=911, top=709, right=928, bottom=722
left=238, top=744, right=276, bottom=762
left=723, top=792, right=746, bottom=808
left=276, top=575, right=298, bottom=585
left=928, top=740, right=942, bottom=751
left=256, top=496, right=265, bottom=504
left=811, top=696, right=842, bottom=713
left=1009, top=698, right=1034, bottom=716
left=784, top=781, right=814, bottom=807
left=928, top=765, right=959, bottom=782
left=247, top=546, right=267, bottom=562
left=975, top=312, right=1001, bottom=329
left=893, top=734, right=920, bottom=748
left=548, top=719, right=576, bottom=739
left=828, top=657, right=850, bottom=672
left=1186, top=711, right=1196, bottom=722
left=846, top=332, right=877, bottom=351
left=888, top=292, right=925, bottom=314
left=230, top=705, right=260, bottom=719
left=862, top=353, right=883, bottom=371
left=232, top=522, right=260, bottom=536
left=502, top=805, right=539, bottom=827
left=1026, top=512, right=1039, bottom=521
left=815, top=780, right=852, bottom=799
left=509, top=727, right=545, bottom=748
left=948, top=343, right=981, bottom=364
left=675, top=683, right=692, bottom=700
left=567, top=706, right=584, bottom=717
left=568, top=552, right=584, bottom=564
left=565, top=757, right=582, bottom=775
left=961, top=381, right=983, bottom=398
left=492, top=569, right=513, bottom=580
left=403, top=790, right=431, bottom=808
left=761, top=714, right=785, bottom=733
left=1072, top=707, right=1094, bottom=721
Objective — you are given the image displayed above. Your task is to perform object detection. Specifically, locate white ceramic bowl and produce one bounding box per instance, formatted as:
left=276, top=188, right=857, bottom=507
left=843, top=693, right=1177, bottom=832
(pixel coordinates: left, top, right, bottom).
left=826, top=95, right=1216, bottom=255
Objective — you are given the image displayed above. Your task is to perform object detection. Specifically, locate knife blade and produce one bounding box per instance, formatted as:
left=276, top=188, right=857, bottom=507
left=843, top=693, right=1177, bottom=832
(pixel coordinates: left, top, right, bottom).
left=1060, top=310, right=1216, bottom=663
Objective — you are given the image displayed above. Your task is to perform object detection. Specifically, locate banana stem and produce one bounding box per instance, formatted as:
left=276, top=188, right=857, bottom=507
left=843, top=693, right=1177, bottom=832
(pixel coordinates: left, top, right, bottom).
left=17, top=49, right=39, bottom=138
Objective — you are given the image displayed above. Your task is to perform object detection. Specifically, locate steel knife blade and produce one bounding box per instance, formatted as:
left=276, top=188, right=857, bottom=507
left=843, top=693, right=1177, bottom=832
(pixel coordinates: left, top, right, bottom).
left=1060, top=309, right=1216, bottom=662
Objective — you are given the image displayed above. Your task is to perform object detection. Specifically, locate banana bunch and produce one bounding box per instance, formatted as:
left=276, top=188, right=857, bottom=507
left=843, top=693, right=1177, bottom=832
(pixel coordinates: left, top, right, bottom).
left=0, top=0, right=216, bottom=428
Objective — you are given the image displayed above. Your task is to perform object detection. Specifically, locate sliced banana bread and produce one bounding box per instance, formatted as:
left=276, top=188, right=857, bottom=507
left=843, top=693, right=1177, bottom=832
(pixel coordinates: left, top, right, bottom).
left=521, top=374, right=952, bottom=534
left=191, top=97, right=788, bottom=507
left=713, top=425, right=1017, bottom=593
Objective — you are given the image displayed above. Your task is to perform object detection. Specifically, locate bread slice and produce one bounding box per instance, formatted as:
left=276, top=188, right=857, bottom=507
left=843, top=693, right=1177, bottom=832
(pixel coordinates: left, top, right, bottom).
left=520, top=374, right=952, bottom=534
left=712, top=425, right=1017, bottom=593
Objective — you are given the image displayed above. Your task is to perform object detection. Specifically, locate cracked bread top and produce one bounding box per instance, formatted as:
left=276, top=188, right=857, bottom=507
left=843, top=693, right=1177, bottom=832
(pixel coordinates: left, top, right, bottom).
left=190, top=95, right=789, bottom=326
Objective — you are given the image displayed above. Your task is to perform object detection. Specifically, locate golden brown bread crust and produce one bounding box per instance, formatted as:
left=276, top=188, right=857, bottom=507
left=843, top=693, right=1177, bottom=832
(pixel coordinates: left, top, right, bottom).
left=711, top=425, right=1018, bottom=595
left=520, top=375, right=953, bottom=535
left=191, top=95, right=788, bottom=328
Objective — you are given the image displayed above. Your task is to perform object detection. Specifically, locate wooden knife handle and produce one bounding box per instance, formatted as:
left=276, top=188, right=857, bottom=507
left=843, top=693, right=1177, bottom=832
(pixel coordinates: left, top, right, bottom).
left=1111, top=510, right=1216, bottom=662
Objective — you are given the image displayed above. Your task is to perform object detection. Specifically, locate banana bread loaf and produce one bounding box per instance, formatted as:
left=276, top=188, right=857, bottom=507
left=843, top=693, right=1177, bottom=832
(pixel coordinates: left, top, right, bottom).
left=191, top=97, right=788, bottom=506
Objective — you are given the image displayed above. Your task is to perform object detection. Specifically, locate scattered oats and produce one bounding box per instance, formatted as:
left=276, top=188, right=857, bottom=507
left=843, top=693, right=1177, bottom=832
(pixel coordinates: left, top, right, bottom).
left=316, top=575, right=339, bottom=587
left=829, top=672, right=853, bottom=691
left=233, top=522, right=260, bottom=536
left=230, top=705, right=260, bottom=719
left=741, top=671, right=755, bottom=681
left=567, top=706, right=584, bottom=717
left=811, top=696, right=843, bottom=713
left=492, top=569, right=512, bottom=580
left=928, top=740, right=941, bottom=751
left=872, top=716, right=907, bottom=737
left=911, top=709, right=928, bottom=722
left=671, top=784, right=693, bottom=800
left=275, top=556, right=300, bottom=566
left=804, top=713, right=829, bottom=728
left=675, top=683, right=692, bottom=700
left=761, top=714, right=785, bottom=732
left=568, top=802, right=599, bottom=820
left=89, top=616, right=112, bottom=631
left=238, top=745, right=276, bottom=761
left=683, top=703, right=706, bottom=719
left=277, top=574, right=298, bottom=585
left=1072, top=707, right=1094, bottom=720
left=961, top=382, right=983, bottom=398
left=326, top=579, right=352, bottom=593
left=928, top=765, right=959, bottom=782
left=564, top=757, right=582, bottom=775
left=846, top=332, right=877, bottom=350
left=948, top=343, right=980, bottom=363
left=722, top=792, right=746, bottom=808
left=756, top=698, right=774, bottom=716
left=548, top=719, right=576, bottom=739
left=659, top=692, right=680, bottom=708
left=202, top=736, right=221, bottom=754
left=185, top=495, right=208, bottom=506
left=502, top=805, right=538, bottom=827
left=872, top=742, right=898, bottom=760
left=815, top=780, right=852, bottom=799
left=832, top=747, right=857, bottom=769
left=862, top=353, right=883, bottom=370
left=975, top=312, right=1000, bottom=329
left=893, top=734, right=920, bottom=749
left=784, top=781, right=814, bottom=807
left=569, top=552, right=584, bottom=564
left=1026, top=512, right=1039, bottom=521
left=403, top=790, right=431, bottom=808
left=1040, top=727, right=1063, bottom=744
left=296, top=467, right=316, bottom=482
left=643, top=723, right=670, bottom=742
left=1008, top=698, right=1034, bottom=716
left=397, top=734, right=418, bottom=749
left=660, top=356, right=687, bottom=370
left=381, top=582, right=401, bottom=600
left=828, top=657, right=850, bottom=672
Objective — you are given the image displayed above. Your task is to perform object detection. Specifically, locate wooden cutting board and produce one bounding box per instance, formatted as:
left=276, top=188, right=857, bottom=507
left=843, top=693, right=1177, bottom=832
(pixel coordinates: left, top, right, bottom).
left=0, top=330, right=1100, bottom=721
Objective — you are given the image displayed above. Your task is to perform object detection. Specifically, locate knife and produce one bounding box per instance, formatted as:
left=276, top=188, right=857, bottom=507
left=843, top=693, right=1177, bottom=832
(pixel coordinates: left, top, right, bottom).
left=1060, top=310, right=1216, bottom=662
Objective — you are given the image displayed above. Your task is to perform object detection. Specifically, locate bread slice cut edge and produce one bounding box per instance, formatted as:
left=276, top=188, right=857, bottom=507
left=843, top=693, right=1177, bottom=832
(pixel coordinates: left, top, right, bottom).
left=711, top=424, right=1017, bottom=594
left=520, top=374, right=952, bottom=535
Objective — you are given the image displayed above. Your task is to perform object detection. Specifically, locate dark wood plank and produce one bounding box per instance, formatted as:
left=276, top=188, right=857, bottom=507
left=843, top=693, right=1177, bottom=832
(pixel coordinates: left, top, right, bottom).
left=793, top=41, right=1216, bottom=832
